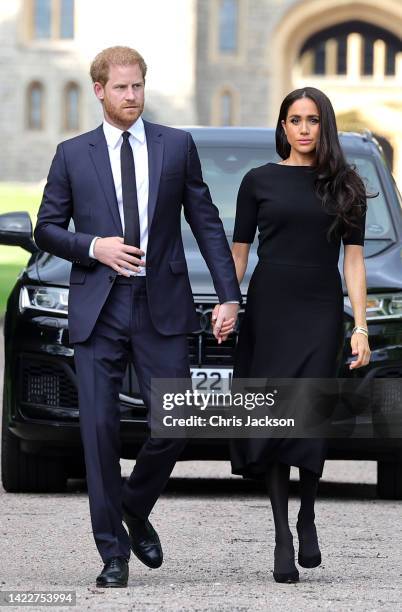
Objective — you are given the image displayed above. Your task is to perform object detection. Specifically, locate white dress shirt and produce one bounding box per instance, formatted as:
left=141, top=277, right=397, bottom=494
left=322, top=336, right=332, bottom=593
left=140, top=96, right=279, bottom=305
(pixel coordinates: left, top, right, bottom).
left=89, top=116, right=149, bottom=276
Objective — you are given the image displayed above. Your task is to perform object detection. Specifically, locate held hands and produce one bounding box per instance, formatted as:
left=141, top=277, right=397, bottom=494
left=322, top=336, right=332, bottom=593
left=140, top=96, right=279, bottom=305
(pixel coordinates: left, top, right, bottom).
left=349, top=331, right=371, bottom=369
left=211, top=303, right=239, bottom=344
left=93, top=237, right=145, bottom=276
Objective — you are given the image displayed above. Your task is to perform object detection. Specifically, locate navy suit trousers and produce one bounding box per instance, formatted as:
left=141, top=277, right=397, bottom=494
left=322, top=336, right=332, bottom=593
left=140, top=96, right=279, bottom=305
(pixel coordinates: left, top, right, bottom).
left=73, top=275, right=189, bottom=562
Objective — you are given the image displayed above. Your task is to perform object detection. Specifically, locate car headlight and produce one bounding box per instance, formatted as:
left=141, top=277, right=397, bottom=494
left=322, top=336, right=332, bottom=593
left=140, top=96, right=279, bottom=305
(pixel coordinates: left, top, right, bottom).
left=19, top=285, right=69, bottom=315
left=344, top=292, right=402, bottom=320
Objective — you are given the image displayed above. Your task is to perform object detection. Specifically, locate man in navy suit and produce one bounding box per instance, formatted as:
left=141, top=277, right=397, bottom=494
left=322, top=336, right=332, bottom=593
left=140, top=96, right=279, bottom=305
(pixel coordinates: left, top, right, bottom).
left=34, top=46, right=241, bottom=587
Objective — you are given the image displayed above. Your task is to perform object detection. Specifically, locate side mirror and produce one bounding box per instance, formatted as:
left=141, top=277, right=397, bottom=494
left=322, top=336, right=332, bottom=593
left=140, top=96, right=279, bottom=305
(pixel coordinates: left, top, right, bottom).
left=0, top=212, right=38, bottom=254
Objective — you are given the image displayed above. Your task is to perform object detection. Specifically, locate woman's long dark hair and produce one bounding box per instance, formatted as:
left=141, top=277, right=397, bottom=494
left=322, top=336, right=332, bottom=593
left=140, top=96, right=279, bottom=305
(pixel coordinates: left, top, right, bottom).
left=275, top=86, right=375, bottom=242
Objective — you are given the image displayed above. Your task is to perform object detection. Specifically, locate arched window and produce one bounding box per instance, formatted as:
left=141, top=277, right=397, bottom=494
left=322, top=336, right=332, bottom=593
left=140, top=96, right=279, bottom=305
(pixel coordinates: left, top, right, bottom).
left=300, top=20, right=402, bottom=77
left=219, top=0, right=238, bottom=53
left=27, top=82, right=44, bottom=130
left=64, top=82, right=80, bottom=131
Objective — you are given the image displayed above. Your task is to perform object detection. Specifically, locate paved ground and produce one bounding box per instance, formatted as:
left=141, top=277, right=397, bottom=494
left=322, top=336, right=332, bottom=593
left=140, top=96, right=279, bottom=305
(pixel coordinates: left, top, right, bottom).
left=1, top=319, right=402, bottom=611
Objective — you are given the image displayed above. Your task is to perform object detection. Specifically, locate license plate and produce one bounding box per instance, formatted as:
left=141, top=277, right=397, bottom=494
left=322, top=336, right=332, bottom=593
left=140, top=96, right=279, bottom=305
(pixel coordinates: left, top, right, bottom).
left=190, top=368, right=233, bottom=392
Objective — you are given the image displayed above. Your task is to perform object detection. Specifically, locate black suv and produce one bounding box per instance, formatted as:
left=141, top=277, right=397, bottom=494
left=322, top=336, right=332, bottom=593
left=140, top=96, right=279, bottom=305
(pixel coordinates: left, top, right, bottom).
left=1, top=128, right=402, bottom=498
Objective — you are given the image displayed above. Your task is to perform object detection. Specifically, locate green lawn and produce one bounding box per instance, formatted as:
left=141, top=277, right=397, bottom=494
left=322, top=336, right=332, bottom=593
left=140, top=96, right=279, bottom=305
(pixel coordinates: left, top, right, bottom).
left=0, top=264, right=26, bottom=316
left=0, top=183, right=43, bottom=315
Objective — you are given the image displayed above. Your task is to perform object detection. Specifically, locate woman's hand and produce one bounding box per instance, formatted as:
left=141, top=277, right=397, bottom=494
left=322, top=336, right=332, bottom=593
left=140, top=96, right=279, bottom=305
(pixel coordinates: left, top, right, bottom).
left=211, top=304, right=237, bottom=344
left=349, top=332, right=371, bottom=369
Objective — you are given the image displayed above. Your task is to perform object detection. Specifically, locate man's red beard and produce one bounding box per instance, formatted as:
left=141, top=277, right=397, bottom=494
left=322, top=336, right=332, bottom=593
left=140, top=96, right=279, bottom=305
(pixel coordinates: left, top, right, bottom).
left=103, top=97, right=143, bottom=128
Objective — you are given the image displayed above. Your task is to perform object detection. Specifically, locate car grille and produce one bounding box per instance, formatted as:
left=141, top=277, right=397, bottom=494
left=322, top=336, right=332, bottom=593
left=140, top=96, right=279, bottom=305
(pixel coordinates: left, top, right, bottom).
left=187, top=333, right=238, bottom=366
left=20, top=355, right=78, bottom=409
left=18, top=304, right=244, bottom=412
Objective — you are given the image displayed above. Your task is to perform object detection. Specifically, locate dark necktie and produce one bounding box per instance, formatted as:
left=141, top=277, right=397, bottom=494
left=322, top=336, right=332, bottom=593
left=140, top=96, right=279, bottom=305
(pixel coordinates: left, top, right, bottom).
left=120, top=131, right=141, bottom=251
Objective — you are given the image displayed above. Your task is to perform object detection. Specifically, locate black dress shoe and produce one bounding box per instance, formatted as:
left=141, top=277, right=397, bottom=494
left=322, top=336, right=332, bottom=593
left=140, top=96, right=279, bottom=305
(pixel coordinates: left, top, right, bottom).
left=122, top=505, right=163, bottom=569
left=96, top=556, right=128, bottom=588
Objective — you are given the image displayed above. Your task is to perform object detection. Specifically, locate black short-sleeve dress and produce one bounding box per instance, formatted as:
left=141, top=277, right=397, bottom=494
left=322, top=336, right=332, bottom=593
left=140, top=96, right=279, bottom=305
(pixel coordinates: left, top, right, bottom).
left=230, top=162, right=366, bottom=478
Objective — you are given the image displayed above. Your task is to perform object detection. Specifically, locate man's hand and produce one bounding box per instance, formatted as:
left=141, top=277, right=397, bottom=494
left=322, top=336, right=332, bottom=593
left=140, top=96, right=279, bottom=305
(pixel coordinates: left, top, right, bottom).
left=93, top=237, right=145, bottom=276
left=211, top=303, right=239, bottom=344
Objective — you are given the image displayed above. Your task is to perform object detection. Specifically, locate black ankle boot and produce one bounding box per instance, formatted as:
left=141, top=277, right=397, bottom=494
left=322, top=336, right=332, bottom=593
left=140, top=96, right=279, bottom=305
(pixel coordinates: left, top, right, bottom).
left=296, top=520, right=321, bottom=568
left=272, top=535, right=299, bottom=583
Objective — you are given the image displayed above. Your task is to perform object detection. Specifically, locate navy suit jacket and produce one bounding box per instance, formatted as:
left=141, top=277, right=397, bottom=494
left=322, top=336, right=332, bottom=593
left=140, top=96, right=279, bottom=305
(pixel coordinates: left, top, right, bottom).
left=34, top=120, right=241, bottom=344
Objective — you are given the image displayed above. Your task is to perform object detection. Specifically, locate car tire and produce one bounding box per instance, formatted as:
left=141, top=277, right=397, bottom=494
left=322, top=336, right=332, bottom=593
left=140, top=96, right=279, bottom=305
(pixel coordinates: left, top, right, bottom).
left=1, top=406, right=67, bottom=493
left=377, top=460, right=402, bottom=500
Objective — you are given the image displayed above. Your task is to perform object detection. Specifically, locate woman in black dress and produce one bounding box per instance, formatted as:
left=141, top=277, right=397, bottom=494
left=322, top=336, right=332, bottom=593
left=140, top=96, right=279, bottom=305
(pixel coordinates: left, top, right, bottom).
left=213, top=87, right=372, bottom=583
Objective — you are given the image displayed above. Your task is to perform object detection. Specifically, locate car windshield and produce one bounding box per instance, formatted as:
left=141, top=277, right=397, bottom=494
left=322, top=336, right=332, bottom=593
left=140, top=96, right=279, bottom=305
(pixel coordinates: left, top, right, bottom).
left=195, top=146, right=393, bottom=242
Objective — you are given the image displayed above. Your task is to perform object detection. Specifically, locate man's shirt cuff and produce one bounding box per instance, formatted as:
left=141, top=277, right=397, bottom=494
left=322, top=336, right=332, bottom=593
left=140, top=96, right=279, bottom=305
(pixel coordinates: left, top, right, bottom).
left=89, top=236, right=100, bottom=259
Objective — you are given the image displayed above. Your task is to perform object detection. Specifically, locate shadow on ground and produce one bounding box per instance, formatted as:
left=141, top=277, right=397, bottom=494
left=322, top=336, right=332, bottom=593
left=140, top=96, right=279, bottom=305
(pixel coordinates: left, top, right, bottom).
left=64, top=476, right=377, bottom=500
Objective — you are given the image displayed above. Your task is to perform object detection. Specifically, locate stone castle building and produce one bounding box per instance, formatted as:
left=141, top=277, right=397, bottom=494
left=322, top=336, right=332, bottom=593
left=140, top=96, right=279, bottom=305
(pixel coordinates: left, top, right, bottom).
left=1, top=0, right=401, bottom=187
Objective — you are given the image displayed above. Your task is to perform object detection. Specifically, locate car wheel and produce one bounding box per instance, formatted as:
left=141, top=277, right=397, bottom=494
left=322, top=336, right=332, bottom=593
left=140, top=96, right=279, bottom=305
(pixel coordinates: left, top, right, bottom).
left=1, top=406, right=67, bottom=493
left=377, top=460, right=402, bottom=500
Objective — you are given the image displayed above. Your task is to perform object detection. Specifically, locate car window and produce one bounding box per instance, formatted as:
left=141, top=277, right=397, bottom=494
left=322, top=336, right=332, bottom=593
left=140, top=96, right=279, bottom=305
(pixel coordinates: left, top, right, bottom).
left=346, top=155, right=393, bottom=239
left=195, top=147, right=393, bottom=242
left=196, top=146, right=276, bottom=232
